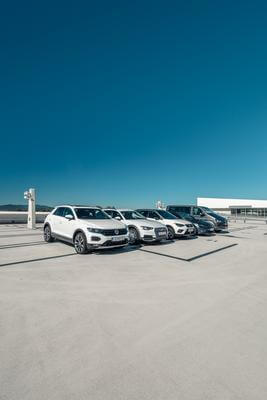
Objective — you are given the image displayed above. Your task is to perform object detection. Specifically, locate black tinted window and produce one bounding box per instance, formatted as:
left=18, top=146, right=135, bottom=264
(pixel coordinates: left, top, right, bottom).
left=63, top=208, right=74, bottom=218
left=148, top=211, right=160, bottom=219
left=53, top=207, right=65, bottom=217
left=75, top=208, right=110, bottom=220
left=169, top=206, right=190, bottom=214
left=137, top=210, right=148, bottom=217
left=121, top=211, right=144, bottom=220
left=105, top=210, right=121, bottom=219
left=105, top=210, right=113, bottom=217
left=193, top=207, right=203, bottom=216
left=156, top=210, right=177, bottom=219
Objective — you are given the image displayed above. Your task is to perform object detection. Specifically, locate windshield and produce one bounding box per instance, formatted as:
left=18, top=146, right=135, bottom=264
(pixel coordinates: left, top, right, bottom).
left=121, top=211, right=144, bottom=220
left=75, top=208, right=110, bottom=220
left=202, top=207, right=213, bottom=213
left=206, top=211, right=220, bottom=219
left=156, top=210, right=177, bottom=220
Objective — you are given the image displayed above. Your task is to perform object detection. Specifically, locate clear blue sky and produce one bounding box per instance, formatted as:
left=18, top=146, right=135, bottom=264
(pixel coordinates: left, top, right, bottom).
left=1, top=0, right=267, bottom=207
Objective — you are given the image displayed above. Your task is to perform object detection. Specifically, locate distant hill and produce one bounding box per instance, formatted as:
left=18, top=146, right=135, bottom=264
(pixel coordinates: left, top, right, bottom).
left=0, top=204, right=54, bottom=212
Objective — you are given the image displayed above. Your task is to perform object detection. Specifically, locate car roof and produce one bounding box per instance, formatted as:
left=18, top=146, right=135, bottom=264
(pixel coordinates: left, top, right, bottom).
left=167, top=205, right=196, bottom=207
left=117, top=209, right=135, bottom=212
left=137, top=208, right=162, bottom=211
left=55, top=205, right=102, bottom=209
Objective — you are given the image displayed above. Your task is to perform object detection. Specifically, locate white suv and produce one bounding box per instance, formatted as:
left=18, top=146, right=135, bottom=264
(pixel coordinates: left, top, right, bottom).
left=103, top=208, right=167, bottom=244
left=43, top=205, right=129, bottom=254
left=136, top=209, right=195, bottom=240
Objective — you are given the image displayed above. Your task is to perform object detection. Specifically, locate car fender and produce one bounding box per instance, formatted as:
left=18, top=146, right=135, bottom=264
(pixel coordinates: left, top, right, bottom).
left=72, top=228, right=88, bottom=243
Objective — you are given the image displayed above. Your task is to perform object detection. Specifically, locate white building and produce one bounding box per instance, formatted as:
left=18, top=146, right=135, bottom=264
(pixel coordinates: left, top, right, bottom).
left=197, top=197, right=267, bottom=217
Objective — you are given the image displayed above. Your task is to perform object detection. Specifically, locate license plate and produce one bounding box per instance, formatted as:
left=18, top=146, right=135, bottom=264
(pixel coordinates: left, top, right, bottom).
left=112, top=237, right=122, bottom=242
left=158, top=231, right=166, bottom=236
left=189, top=229, right=194, bottom=233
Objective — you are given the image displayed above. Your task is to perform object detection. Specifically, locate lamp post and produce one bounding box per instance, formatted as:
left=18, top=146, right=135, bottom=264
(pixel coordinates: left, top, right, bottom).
left=24, top=188, right=36, bottom=229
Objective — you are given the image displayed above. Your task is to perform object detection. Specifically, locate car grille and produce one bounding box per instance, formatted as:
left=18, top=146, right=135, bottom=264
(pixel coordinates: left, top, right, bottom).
left=185, top=229, right=195, bottom=235
left=155, top=227, right=167, bottom=238
left=101, top=228, right=127, bottom=236
left=217, top=221, right=227, bottom=226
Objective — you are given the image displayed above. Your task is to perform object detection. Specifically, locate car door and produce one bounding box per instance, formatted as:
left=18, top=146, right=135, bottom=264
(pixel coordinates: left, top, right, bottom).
left=192, top=207, right=206, bottom=220
left=59, top=207, right=76, bottom=239
left=52, top=207, right=66, bottom=234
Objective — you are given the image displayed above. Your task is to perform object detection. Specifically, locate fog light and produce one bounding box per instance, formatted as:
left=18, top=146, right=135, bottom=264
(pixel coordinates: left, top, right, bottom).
left=91, top=236, right=101, bottom=241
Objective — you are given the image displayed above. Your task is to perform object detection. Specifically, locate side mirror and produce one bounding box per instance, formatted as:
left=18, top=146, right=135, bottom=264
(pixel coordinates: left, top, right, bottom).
left=115, top=216, right=122, bottom=221
left=65, top=214, right=74, bottom=220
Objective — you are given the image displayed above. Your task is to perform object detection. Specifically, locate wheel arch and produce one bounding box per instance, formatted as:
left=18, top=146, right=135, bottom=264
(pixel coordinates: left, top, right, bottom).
left=44, top=222, right=51, bottom=230
left=128, top=225, right=140, bottom=238
left=72, top=228, right=87, bottom=243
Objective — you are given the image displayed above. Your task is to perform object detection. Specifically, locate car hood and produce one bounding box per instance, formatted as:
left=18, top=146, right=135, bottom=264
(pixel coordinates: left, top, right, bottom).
left=162, top=218, right=190, bottom=226
left=198, top=219, right=214, bottom=228
left=79, top=219, right=127, bottom=229
left=124, top=219, right=166, bottom=229
left=207, top=213, right=227, bottom=222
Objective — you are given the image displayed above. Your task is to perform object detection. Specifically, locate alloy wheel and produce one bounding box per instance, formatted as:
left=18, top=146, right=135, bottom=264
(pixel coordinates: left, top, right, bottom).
left=75, top=233, right=86, bottom=253
left=129, top=228, right=138, bottom=244
left=167, top=226, right=175, bottom=240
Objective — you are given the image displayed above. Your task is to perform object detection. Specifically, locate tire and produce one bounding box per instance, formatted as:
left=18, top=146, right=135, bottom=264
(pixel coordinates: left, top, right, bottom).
left=129, top=227, right=139, bottom=245
left=167, top=226, right=175, bottom=240
left=74, top=232, right=88, bottom=254
left=44, top=225, right=54, bottom=242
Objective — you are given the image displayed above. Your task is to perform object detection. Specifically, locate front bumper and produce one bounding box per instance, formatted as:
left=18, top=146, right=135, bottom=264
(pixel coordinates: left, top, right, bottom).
left=140, top=227, right=167, bottom=242
left=175, top=225, right=195, bottom=237
left=198, top=227, right=215, bottom=235
left=215, top=223, right=228, bottom=231
left=86, top=232, right=129, bottom=249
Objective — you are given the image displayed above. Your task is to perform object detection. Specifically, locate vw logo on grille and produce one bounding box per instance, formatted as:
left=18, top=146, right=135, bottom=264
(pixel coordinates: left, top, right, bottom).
left=115, top=230, right=119, bottom=235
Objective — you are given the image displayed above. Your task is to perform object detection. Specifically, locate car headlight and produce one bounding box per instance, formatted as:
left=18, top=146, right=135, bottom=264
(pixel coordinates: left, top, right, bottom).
left=175, top=223, right=185, bottom=227
left=141, top=226, right=153, bottom=230
left=87, top=228, right=102, bottom=233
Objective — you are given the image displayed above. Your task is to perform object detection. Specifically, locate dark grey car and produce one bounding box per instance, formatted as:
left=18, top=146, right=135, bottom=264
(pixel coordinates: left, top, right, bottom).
left=172, top=211, right=215, bottom=235
left=166, top=205, right=228, bottom=232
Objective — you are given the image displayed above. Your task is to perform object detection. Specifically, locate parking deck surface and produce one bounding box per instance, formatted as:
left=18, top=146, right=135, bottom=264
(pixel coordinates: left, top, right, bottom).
left=1, top=222, right=267, bottom=400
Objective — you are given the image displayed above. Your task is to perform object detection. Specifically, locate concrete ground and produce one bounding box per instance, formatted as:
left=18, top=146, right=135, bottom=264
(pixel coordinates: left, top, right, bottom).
left=1, top=222, right=267, bottom=400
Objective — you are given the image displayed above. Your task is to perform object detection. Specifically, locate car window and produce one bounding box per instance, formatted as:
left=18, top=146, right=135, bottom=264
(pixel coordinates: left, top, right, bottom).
left=178, top=207, right=190, bottom=214
left=121, top=211, right=144, bottom=220
left=138, top=210, right=147, bottom=217
left=156, top=210, right=177, bottom=219
left=193, top=207, right=203, bottom=216
left=105, top=210, right=113, bottom=217
left=75, top=208, right=110, bottom=220
left=168, top=206, right=188, bottom=214
left=148, top=211, right=160, bottom=220
left=63, top=208, right=74, bottom=218
left=105, top=210, right=122, bottom=219
left=53, top=207, right=65, bottom=217
left=112, top=210, right=122, bottom=219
